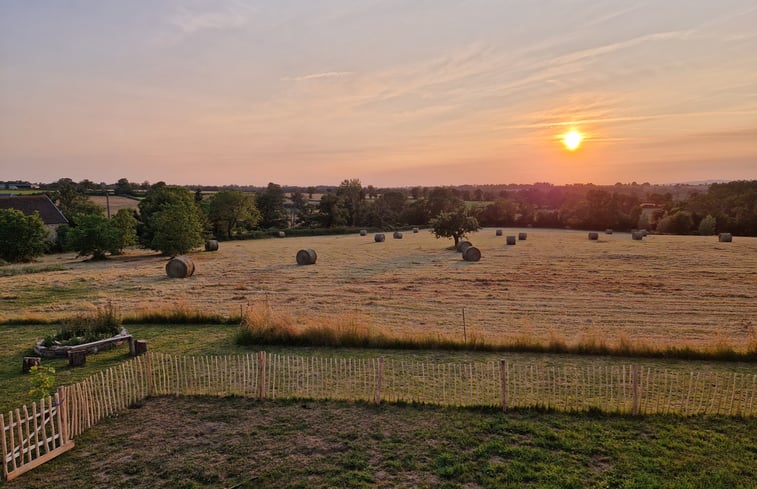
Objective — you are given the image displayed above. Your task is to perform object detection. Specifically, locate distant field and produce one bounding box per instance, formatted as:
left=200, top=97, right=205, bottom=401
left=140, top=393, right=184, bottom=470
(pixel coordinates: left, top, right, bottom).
left=88, top=194, right=140, bottom=214
left=0, top=229, right=755, bottom=350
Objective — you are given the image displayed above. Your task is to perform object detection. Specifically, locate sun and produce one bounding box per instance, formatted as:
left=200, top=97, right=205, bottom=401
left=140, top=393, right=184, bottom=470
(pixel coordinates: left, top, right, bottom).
left=562, top=129, right=584, bottom=151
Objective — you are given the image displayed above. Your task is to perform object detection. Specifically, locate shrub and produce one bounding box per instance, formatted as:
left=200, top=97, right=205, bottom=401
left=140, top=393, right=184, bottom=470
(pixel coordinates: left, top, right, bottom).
left=28, top=365, right=56, bottom=400
left=0, top=209, right=48, bottom=262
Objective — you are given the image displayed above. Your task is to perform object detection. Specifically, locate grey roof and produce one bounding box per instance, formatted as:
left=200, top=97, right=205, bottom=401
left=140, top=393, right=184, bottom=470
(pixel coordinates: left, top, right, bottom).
left=0, top=195, right=68, bottom=225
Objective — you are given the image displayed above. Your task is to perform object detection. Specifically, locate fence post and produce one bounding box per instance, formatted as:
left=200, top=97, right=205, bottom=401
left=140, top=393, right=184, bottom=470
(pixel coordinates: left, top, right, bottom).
left=258, top=351, right=266, bottom=400
left=631, top=364, right=640, bottom=415
left=56, top=387, right=67, bottom=445
left=500, top=359, right=508, bottom=411
left=375, top=357, right=384, bottom=405
left=145, top=352, right=153, bottom=397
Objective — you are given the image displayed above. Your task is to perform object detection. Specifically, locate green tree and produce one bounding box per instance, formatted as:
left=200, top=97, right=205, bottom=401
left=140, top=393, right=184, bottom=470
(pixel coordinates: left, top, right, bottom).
left=0, top=209, right=49, bottom=262
left=114, top=178, right=135, bottom=196
left=317, top=193, right=349, bottom=227
left=479, top=199, right=517, bottom=227
left=425, top=187, right=463, bottom=218
left=698, top=214, right=717, bottom=235
left=150, top=202, right=205, bottom=255
left=109, top=209, right=138, bottom=253
left=207, top=190, right=261, bottom=239
left=67, top=213, right=115, bottom=259
left=256, top=183, right=287, bottom=228
left=67, top=209, right=136, bottom=259
left=367, top=190, right=407, bottom=228
left=337, top=179, right=365, bottom=227
left=657, top=210, right=694, bottom=234
left=138, top=186, right=206, bottom=254
left=429, top=204, right=480, bottom=248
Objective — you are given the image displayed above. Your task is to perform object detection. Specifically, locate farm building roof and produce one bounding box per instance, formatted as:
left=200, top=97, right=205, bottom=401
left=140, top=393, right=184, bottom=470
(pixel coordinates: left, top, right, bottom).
left=0, top=195, right=68, bottom=225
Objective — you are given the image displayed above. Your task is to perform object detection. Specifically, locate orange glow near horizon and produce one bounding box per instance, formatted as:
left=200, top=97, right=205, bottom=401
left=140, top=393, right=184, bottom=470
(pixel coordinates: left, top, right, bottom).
left=562, top=129, right=584, bottom=151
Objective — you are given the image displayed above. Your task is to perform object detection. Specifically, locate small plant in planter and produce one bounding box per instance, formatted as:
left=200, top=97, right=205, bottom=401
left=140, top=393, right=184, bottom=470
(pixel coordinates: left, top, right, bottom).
left=40, top=302, right=127, bottom=349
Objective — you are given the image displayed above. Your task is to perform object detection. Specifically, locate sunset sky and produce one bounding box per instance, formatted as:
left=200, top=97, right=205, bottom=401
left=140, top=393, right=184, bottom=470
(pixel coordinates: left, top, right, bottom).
left=1, top=0, right=756, bottom=187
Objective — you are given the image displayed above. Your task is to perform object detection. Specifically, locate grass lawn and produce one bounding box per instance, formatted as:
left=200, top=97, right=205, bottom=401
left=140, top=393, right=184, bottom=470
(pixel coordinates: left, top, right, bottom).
left=2, top=325, right=756, bottom=488
left=4, top=396, right=756, bottom=488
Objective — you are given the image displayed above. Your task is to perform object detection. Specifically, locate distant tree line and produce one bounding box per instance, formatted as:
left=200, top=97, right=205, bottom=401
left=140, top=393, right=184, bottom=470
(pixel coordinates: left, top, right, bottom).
left=1, top=177, right=754, bottom=263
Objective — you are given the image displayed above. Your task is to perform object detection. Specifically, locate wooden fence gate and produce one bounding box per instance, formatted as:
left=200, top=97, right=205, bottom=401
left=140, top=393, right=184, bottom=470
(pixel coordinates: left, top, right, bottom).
left=1, top=392, right=73, bottom=481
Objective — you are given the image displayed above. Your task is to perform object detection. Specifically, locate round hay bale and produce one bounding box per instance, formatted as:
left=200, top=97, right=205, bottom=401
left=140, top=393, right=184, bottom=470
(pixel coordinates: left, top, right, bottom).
left=718, top=233, right=732, bottom=243
left=588, top=232, right=599, bottom=240
left=459, top=241, right=474, bottom=253
left=296, top=248, right=318, bottom=265
left=605, top=229, right=613, bottom=235
left=204, top=239, right=219, bottom=252
left=166, top=255, right=195, bottom=278
left=374, top=233, right=386, bottom=242
left=456, top=240, right=472, bottom=252
left=462, top=246, right=481, bottom=262
left=631, top=231, right=644, bottom=240
left=495, top=229, right=503, bottom=236
left=518, top=232, right=527, bottom=240
left=412, top=227, right=419, bottom=233
left=393, top=231, right=403, bottom=239
left=359, top=229, right=367, bottom=236
left=278, top=231, right=286, bottom=238
left=506, top=236, right=516, bottom=245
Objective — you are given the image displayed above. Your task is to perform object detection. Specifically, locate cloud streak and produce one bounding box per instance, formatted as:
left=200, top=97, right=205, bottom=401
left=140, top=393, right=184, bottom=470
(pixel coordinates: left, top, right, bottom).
left=281, top=71, right=355, bottom=82
left=168, top=2, right=252, bottom=35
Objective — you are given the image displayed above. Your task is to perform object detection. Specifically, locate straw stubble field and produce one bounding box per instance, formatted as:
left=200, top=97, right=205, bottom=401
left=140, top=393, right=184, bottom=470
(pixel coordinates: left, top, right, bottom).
left=2, top=229, right=756, bottom=351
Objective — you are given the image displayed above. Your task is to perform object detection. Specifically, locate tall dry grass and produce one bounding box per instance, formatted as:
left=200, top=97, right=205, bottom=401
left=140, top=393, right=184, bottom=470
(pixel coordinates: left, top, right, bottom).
left=236, top=305, right=757, bottom=361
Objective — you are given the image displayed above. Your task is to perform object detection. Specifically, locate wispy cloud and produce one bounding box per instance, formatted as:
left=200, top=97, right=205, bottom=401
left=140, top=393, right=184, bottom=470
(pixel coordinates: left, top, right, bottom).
left=281, top=71, right=355, bottom=82
left=169, top=2, right=252, bottom=35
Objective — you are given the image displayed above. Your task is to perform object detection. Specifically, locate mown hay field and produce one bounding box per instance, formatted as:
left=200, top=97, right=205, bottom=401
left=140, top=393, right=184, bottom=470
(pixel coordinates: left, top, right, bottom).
left=1, top=229, right=756, bottom=351
left=87, top=195, right=140, bottom=214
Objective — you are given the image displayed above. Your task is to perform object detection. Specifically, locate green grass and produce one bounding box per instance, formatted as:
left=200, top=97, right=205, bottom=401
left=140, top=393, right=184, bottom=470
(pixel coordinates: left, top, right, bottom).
left=3, top=323, right=756, bottom=416
left=5, top=397, right=757, bottom=488
left=2, top=323, right=756, bottom=487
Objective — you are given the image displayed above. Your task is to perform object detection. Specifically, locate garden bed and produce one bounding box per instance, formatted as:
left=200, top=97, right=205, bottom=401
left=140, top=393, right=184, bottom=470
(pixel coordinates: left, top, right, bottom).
left=33, top=328, right=132, bottom=358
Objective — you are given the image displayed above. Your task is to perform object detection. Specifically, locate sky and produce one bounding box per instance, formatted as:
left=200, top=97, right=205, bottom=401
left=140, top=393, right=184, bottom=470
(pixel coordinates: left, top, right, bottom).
left=1, top=0, right=756, bottom=188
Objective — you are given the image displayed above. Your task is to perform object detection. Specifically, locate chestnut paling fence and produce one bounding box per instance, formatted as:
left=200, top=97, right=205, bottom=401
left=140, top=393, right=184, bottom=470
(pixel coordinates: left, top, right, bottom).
left=3, top=352, right=757, bottom=480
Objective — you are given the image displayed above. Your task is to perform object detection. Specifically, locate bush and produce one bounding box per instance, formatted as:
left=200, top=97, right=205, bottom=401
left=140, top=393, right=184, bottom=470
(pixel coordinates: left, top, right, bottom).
left=0, top=209, right=49, bottom=262
left=28, top=365, right=56, bottom=400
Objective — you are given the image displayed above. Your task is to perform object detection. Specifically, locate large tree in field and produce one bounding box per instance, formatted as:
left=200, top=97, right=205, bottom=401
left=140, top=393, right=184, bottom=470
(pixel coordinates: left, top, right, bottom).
left=67, top=214, right=114, bottom=260
left=429, top=204, right=480, bottom=248
left=150, top=202, right=205, bottom=256
left=0, top=209, right=48, bottom=262
left=337, top=179, right=365, bottom=227
left=138, top=185, right=206, bottom=255
left=207, top=190, right=261, bottom=239
left=68, top=209, right=138, bottom=259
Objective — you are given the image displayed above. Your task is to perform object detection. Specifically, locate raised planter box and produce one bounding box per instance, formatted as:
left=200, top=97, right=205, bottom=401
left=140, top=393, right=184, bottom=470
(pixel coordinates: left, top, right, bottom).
left=34, top=329, right=133, bottom=359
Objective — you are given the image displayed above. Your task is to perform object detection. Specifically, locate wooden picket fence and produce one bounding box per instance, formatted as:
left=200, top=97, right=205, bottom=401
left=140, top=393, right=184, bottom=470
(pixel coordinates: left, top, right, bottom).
left=3, top=351, right=757, bottom=480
